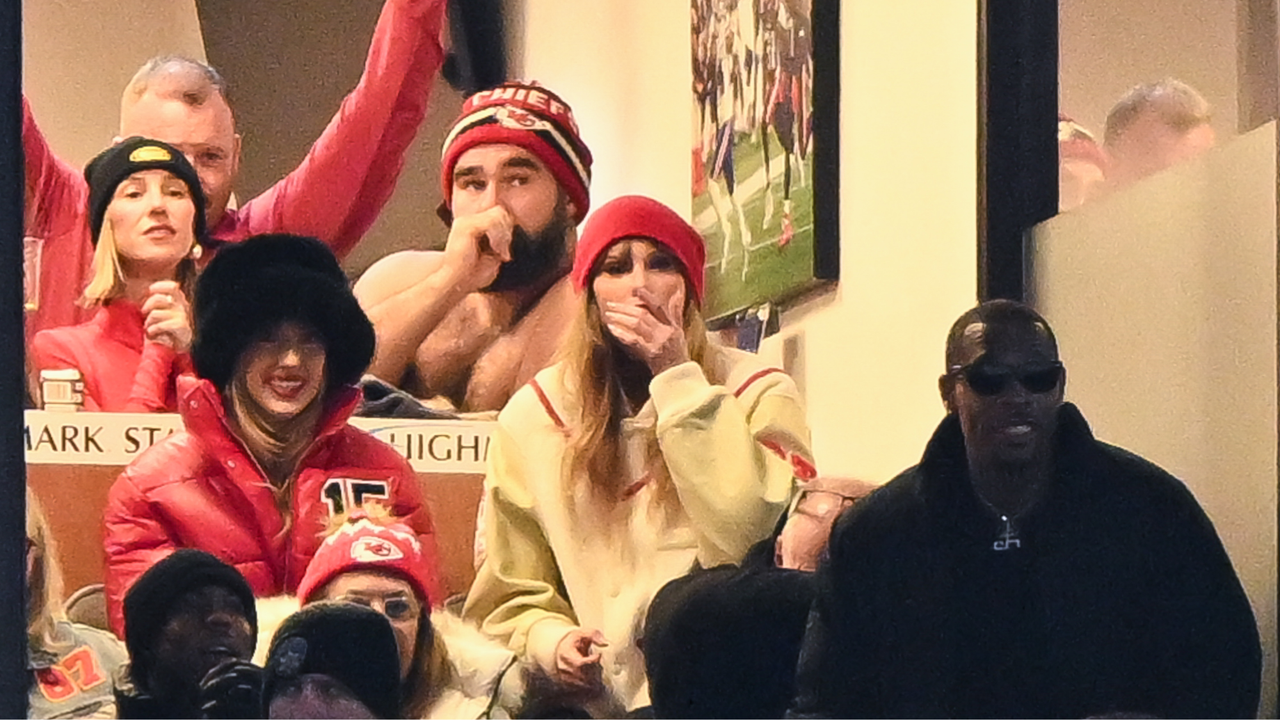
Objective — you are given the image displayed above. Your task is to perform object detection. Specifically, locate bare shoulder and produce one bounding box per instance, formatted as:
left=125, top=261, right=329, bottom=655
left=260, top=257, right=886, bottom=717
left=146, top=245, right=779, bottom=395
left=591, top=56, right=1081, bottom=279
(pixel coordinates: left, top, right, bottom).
left=353, top=250, right=447, bottom=306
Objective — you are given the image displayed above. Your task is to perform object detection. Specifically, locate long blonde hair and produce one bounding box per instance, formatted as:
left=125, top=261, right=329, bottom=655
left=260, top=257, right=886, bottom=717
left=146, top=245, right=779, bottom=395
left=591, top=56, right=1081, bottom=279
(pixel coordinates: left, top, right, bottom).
left=559, top=283, right=708, bottom=499
left=27, top=488, right=67, bottom=650
left=80, top=209, right=197, bottom=308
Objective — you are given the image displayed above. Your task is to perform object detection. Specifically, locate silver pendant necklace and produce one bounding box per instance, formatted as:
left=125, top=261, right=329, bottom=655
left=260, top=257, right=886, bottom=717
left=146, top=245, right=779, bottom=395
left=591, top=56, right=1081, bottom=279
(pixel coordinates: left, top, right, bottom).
left=991, top=512, right=1021, bottom=551
left=974, top=492, right=1025, bottom=551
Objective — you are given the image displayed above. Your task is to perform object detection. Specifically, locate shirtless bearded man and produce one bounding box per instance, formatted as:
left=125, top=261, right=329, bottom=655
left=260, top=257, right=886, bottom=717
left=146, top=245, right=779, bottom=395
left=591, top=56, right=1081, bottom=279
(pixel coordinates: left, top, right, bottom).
left=355, top=82, right=593, bottom=412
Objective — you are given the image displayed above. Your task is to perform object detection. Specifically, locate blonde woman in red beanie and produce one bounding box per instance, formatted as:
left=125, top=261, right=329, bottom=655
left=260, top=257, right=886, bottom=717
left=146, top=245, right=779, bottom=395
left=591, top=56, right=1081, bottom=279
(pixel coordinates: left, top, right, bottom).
left=462, top=194, right=814, bottom=714
left=255, top=509, right=525, bottom=719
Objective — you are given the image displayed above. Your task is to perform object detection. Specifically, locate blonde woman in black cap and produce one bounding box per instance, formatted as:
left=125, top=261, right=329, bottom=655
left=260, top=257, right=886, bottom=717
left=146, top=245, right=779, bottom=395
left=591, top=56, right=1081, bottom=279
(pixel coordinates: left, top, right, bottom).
left=29, top=136, right=205, bottom=412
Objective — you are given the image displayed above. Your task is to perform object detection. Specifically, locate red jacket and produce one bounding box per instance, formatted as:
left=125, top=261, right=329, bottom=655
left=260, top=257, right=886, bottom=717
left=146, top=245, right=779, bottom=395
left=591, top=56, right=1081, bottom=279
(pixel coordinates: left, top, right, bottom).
left=103, top=375, right=442, bottom=636
left=29, top=301, right=190, bottom=412
left=21, top=0, right=446, bottom=340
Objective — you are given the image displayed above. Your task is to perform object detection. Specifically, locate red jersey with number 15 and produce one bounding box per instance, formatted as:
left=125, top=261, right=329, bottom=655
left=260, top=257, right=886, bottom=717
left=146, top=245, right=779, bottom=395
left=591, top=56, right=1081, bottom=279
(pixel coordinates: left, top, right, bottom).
left=102, top=374, right=441, bottom=637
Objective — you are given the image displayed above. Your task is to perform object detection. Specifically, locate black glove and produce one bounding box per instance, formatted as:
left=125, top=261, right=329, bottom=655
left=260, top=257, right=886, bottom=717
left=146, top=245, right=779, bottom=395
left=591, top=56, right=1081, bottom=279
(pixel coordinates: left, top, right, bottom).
left=199, top=659, right=264, bottom=719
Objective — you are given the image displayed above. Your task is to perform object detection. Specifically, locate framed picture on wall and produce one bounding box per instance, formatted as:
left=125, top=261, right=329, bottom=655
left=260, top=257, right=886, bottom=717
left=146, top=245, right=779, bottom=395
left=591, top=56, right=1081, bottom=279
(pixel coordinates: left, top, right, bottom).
left=691, top=0, right=839, bottom=323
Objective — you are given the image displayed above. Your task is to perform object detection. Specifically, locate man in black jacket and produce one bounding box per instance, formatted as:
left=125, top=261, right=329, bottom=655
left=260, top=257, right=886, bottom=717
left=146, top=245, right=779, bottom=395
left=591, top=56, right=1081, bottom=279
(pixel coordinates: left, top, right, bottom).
left=790, top=299, right=1260, bottom=719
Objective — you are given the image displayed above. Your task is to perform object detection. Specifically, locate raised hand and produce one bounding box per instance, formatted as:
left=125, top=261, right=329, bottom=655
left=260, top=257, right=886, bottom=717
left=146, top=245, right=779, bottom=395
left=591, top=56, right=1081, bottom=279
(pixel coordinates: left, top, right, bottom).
left=198, top=659, right=263, bottom=720
left=141, top=280, right=193, bottom=353
left=438, top=205, right=515, bottom=293
left=602, top=287, right=690, bottom=374
left=553, top=627, right=609, bottom=691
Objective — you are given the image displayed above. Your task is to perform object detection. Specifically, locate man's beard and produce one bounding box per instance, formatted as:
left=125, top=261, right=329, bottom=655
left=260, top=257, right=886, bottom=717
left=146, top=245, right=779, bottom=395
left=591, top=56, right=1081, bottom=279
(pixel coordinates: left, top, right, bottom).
left=483, top=203, right=573, bottom=293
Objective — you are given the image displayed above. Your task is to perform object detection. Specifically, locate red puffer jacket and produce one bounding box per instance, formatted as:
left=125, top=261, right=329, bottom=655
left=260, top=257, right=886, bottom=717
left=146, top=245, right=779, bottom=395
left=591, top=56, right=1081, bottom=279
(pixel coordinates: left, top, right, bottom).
left=103, top=375, right=442, bottom=636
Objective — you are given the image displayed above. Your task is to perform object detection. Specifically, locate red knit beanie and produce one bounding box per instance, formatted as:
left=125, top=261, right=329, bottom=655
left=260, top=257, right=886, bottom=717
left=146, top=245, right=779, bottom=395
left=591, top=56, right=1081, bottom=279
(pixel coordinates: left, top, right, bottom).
left=440, top=81, right=593, bottom=224
left=573, top=195, right=707, bottom=303
left=296, top=511, right=435, bottom=606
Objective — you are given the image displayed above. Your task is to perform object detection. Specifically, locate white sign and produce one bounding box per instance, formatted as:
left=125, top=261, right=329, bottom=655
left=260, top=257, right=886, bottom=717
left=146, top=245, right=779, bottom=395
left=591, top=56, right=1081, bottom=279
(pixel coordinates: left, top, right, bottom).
left=24, top=411, right=493, bottom=474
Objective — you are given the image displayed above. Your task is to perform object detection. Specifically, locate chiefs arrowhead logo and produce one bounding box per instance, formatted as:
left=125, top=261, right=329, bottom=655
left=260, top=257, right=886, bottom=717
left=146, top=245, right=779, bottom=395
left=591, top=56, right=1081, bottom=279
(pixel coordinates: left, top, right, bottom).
left=496, top=106, right=553, bottom=132
left=350, top=536, right=404, bottom=563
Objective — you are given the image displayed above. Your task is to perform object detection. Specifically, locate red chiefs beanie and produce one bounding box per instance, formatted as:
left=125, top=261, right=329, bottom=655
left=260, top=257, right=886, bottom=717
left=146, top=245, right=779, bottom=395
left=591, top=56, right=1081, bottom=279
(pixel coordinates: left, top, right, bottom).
left=440, top=81, right=593, bottom=223
left=573, top=195, right=707, bottom=303
left=296, top=512, right=434, bottom=606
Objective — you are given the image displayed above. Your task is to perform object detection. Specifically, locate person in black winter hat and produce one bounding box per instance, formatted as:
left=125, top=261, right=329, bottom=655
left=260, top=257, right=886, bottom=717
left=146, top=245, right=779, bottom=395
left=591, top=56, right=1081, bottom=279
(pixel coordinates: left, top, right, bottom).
left=28, top=136, right=206, bottom=413
left=190, top=232, right=375, bottom=396
left=262, top=601, right=402, bottom=719
left=102, top=232, right=441, bottom=641
left=116, top=549, right=259, bottom=719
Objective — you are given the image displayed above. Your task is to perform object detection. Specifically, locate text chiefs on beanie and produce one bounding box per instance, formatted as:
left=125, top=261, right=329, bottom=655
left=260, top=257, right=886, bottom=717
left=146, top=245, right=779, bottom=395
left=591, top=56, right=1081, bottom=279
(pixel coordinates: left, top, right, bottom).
left=440, top=81, right=593, bottom=223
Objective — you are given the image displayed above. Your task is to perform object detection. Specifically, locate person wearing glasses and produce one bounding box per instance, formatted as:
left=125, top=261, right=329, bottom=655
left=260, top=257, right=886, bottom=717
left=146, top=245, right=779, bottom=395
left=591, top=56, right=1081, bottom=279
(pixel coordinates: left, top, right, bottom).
left=642, top=476, right=876, bottom=719
left=790, top=299, right=1261, bottom=719
left=103, top=234, right=442, bottom=638
left=256, top=509, right=525, bottom=719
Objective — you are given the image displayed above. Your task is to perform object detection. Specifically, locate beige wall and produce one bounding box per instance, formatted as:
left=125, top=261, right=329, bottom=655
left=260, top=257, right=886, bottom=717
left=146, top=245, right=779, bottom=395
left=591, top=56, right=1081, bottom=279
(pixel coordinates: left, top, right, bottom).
left=22, top=0, right=206, bottom=167
left=195, top=0, right=465, bottom=275
left=1060, top=0, right=1239, bottom=140
left=1034, top=126, right=1278, bottom=716
left=515, top=0, right=979, bottom=482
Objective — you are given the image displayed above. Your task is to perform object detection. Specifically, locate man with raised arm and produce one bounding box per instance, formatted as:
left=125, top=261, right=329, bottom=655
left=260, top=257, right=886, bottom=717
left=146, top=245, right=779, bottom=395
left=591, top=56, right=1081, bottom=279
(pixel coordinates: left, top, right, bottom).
left=355, top=81, right=593, bottom=413
left=23, top=0, right=446, bottom=338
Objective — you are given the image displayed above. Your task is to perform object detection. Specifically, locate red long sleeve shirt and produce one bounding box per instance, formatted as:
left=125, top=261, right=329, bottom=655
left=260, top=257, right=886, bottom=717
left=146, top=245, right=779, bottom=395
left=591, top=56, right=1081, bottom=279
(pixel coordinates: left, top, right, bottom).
left=29, top=301, right=191, bottom=412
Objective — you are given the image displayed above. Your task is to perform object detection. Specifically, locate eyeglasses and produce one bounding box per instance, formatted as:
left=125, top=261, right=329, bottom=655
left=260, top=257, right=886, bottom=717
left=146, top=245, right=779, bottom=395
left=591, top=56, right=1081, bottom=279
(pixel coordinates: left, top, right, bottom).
left=790, top=487, right=860, bottom=518
left=333, top=593, right=420, bottom=622
left=949, top=361, right=1063, bottom=397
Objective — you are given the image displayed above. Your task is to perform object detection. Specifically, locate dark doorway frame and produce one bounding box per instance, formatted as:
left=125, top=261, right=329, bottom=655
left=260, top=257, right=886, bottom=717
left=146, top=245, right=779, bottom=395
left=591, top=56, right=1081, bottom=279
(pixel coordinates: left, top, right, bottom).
left=977, top=0, right=1058, bottom=301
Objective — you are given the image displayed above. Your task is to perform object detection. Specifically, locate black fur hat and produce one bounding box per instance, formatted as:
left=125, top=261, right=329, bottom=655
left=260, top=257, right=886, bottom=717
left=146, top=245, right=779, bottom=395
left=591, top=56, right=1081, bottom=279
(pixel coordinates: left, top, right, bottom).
left=191, top=233, right=375, bottom=393
left=262, top=602, right=401, bottom=719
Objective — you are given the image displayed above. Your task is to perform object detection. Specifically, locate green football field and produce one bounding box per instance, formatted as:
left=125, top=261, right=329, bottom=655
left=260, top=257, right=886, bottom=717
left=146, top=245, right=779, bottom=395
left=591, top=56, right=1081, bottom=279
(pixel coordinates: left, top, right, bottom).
left=693, top=127, right=816, bottom=320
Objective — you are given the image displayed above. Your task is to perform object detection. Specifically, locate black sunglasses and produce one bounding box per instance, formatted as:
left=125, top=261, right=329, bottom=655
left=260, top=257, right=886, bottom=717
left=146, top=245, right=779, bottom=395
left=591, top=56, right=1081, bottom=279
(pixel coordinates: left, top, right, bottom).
left=950, top=361, right=1063, bottom=396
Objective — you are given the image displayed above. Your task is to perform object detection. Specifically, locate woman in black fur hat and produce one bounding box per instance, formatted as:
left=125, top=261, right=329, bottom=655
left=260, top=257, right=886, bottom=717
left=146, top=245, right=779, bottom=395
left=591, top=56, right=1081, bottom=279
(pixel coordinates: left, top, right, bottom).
left=29, top=136, right=205, bottom=412
left=102, top=233, right=442, bottom=638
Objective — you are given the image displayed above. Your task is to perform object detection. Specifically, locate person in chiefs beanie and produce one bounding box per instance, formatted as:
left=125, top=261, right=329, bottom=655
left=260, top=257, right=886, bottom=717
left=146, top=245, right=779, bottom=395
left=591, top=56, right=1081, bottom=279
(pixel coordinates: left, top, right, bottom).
left=263, top=602, right=402, bottom=719
left=103, top=233, right=443, bottom=640
left=116, top=549, right=258, bottom=719
left=462, top=194, right=814, bottom=714
left=251, top=509, right=525, bottom=719
left=354, top=80, right=595, bottom=414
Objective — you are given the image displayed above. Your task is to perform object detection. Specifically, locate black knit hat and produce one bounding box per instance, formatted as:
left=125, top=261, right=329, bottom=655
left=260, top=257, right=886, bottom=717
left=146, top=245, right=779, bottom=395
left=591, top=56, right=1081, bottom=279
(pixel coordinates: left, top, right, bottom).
left=191, top=233, right=376, bottom=393
left=644, top=566, right=815, bottom=719
left=262, top=601, right=401, bottom=719
left=124, top=549, right=258, bottom=684
left=84, top=136, right=207, bottom=244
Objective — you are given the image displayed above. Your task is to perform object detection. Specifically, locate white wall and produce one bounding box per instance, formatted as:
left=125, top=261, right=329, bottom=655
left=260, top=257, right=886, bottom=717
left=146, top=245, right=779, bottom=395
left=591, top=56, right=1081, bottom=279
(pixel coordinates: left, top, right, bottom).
left=515, top=0, right=979, bottom=482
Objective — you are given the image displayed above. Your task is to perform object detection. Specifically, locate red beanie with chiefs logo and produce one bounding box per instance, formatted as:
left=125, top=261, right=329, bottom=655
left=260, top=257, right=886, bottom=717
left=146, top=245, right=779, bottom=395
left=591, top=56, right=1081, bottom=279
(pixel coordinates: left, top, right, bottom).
left=440, top=81, right=593, bottom=224
left=296, top=511, right=435, bottom=606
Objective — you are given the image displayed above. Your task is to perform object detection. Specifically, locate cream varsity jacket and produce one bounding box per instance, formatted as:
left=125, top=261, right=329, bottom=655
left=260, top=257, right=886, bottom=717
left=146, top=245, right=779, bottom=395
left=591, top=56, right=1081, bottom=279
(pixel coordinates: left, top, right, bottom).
left=462, top=344, right=813, bottom=711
